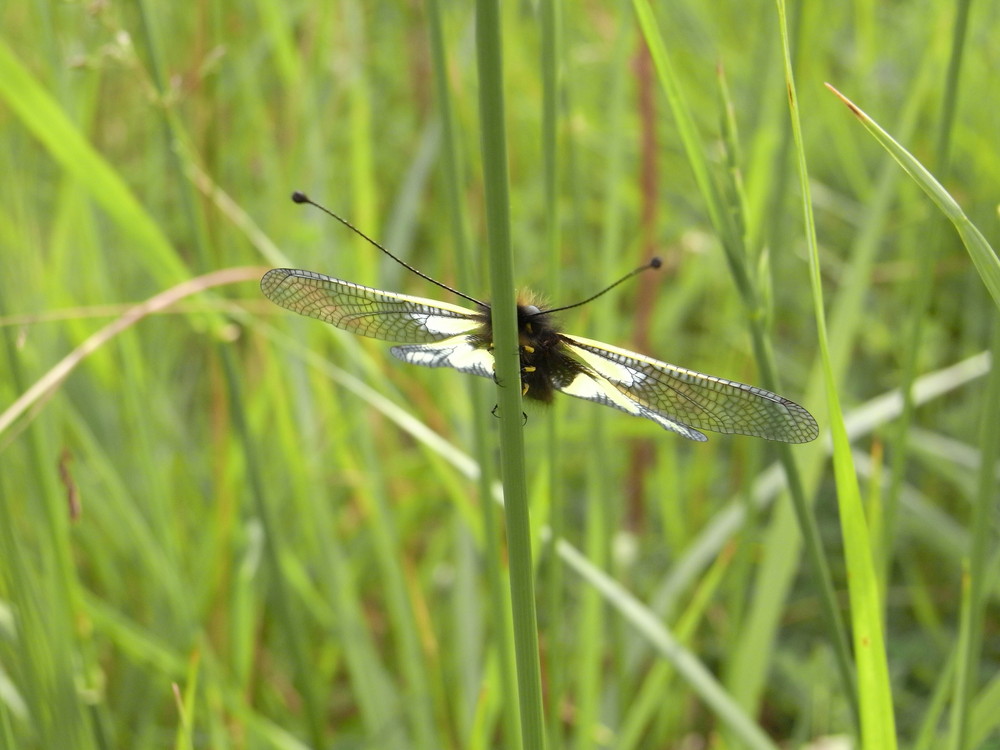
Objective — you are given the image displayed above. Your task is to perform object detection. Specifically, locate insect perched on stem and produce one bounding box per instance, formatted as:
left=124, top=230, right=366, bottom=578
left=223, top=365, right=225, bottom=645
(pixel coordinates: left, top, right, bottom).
left=261, top=192, right=818, bottom=443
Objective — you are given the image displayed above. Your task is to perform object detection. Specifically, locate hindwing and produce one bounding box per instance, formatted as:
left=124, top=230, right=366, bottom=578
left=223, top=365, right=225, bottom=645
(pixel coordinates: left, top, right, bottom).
left=558, top=334, right=818, bottom=443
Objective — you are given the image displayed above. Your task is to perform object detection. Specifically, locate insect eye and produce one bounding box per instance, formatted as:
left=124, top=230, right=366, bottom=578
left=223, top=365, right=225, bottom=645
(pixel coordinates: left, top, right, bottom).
left=523, top=305, right=541, bottom=316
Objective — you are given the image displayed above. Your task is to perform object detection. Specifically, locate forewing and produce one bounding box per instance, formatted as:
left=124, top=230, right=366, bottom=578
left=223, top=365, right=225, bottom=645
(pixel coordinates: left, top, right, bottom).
left=261, top=268, right=484, bottom=343
left=562, top=334, right=819, bottom=443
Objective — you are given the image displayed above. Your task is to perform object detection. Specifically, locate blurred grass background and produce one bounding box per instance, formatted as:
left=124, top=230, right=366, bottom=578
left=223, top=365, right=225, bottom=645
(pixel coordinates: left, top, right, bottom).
left=1, top=1, right=998, bottom=748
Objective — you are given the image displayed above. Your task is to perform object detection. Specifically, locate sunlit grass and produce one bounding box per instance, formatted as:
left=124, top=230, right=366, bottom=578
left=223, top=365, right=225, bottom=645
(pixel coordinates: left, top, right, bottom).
left=1, top=2, right=997, bottom=748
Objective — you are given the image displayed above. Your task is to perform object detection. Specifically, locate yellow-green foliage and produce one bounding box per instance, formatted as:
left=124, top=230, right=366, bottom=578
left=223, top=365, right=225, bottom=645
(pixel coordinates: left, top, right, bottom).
left=0, top=1, right=997, bottom=748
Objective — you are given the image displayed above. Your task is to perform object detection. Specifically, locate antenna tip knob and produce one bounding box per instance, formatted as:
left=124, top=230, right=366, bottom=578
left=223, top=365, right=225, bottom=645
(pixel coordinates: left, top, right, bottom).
left=291, top=191, right=309, bottom=204
left=650, top=257, right=663, bottom=269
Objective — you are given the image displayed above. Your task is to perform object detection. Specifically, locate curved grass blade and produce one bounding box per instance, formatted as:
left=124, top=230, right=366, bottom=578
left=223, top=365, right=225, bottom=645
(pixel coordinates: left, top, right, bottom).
left=826, top=83, right=1000, bottom=311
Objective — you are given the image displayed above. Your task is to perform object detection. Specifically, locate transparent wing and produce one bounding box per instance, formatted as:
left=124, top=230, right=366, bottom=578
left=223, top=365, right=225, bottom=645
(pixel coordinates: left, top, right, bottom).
left=561, top=334, right=819, bottom=443
left=261, top=269, right=485, bottom=343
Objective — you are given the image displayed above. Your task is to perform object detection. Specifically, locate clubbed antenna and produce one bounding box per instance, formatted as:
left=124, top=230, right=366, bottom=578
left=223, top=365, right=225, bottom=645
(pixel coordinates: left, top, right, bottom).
left=291, top=191, right=487, bottom=309
left=535, top=257, right=662, bottom=316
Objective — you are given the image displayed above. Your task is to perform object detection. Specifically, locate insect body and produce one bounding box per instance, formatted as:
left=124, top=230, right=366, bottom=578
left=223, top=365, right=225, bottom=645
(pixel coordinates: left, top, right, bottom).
left=260, top=267, right=819, bottom=443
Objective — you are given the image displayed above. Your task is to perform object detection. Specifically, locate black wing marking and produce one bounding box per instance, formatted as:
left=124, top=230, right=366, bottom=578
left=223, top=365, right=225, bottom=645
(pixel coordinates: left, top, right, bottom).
left=561, top=334, right=819, bottom=443
left=261, top=269, right=485, bottom=343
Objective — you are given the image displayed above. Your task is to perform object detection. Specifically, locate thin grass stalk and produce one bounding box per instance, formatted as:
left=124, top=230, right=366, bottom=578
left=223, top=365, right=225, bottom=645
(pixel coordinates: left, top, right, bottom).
left=933, top=0, right=973, bottom=164
left=616, top=546, right=733, bottom=749
left=949, top=562, right=976, bottom=750
left=0, top=41, right=188, bottom=288
left=343, top=0, right=377, bottom=280
left=476, top=1, right=546, bottom=747
left=724, top=84, right=860, bottom=735
left=220, top=348, right=328, bottom=747
left=601, top=13, right=637, bottom=733
left=133, top=0, right=224, bottom=646
left=0, top=334, right=92, bottom=750
left=302, top=453, right=406, bottom=742
left=425, top=0, right=504, bottom=741
left=577, top=423, right=608, bottom=749
left=172, top=648, right=200, bottom=750
left=715, top=58, right=860, bottom=727
left=631, top=0, right=857, bottom=716
left=719, top=67, right=933, bottom=714
left=552, top=537, right=779, bottom=750
left=133, top=2, right=329, bottom=742
left=596, top=10, right=633, bottom=341
left=948, top=321, right=1000, bottom=749
left=776, top=1, right=898, bottom=746
left=354, top=436, right=442, bottom=750
left=541, top=0, right=560, bottom=277
left=0, top=704, right=16, bottom=748
left=573, top=9, right=633, bottom=744
left=323, top=27, right=454, bottom=749
left=914, top=652, right=958, bottom=750
left=885, top=0, right=971, bottom=595
left=538, top=2, right=567, bottom=747
left=968, top=597, right=1000, bottom=745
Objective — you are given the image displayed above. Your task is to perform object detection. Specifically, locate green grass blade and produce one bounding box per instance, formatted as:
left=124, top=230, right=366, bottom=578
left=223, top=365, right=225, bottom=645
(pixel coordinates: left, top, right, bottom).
left=826, top=84, right=1000, bottom=310
left=632, top=0, right=856, bottom=719
left=0, top=38, right=189, bottom=287
left=538, top=2, right=569, bottom=747
left=425, top=1, right=506, bottom=743
left=948, top=324, right=1000, bottom=750
left=4, top=3, right=997, bottom=747
left=630, top=0, right=732, bottom=255
left=551, top=538, right=779, bottom=750
left=0, top=269, right=262, bottom=439
left=970, top=655, right=1000, bottom=747
left=778, top=5, right=898, bottom=747
left=476, top=1, right=545, bottom=747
